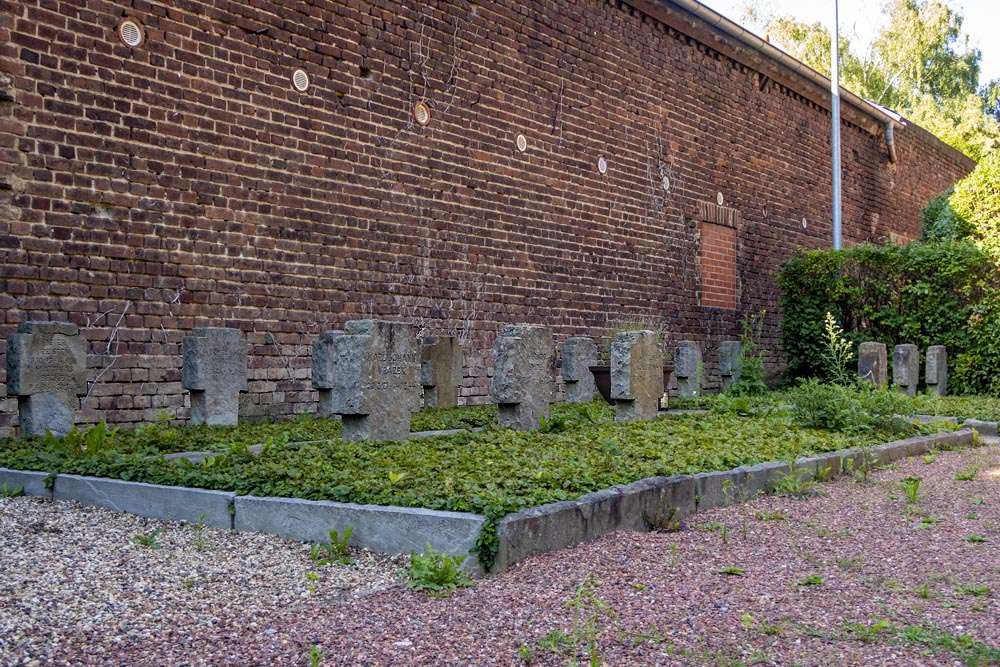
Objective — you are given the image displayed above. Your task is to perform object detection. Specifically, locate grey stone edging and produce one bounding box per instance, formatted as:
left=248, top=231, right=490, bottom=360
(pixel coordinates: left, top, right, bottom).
left=0, top=421, right=992, bottom=575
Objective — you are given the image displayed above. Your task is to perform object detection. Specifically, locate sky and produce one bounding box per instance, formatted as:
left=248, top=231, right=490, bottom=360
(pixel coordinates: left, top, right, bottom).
left=702, top=0, right=1000, bottom=86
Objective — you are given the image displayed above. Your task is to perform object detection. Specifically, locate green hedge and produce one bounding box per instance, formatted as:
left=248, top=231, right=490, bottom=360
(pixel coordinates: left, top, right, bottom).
left=777, top=239, right=1000, bottom=393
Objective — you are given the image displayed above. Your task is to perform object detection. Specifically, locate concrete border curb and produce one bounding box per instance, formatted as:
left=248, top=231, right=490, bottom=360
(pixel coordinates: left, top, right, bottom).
left=53, top=475, right=235, bottom=528
left=233, top=495, right=486, bottom=573
left=0, top=468, right=51, bottom=498
left=1, top=422, right=993, bottom=575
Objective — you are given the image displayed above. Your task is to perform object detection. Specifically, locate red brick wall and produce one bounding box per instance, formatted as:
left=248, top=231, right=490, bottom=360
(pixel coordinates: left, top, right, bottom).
left=0, top=0, right=974, bottom=433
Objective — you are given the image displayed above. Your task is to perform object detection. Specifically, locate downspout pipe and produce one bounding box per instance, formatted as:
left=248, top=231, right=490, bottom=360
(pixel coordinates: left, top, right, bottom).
left=885, top=121, right=897, bottom=163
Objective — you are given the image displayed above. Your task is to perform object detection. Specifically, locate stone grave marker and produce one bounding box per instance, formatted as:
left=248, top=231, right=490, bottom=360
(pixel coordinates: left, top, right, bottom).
left=420, top=336, right=463, bottom=408
left=611, top=330, right=663, bottom=421
left=562, top=336, right=598, bottom=403
left=182, top=327, right=248, bottom=426
left=674, top=340, right=702, bottom=397
left=892, top=344, right=919, bottom=396
left=858, top=341, right=888, bottom=386
left=492, top=325, right=556, bottom=430
left=5, top=321, right=88, bottom=436
left=312, top=330, right=344, bottom=417
left=327, top=320, right=421, bottom=442
left=926, top=345, right=947, bottom=396
left=718, top=340, right=742, bottom=390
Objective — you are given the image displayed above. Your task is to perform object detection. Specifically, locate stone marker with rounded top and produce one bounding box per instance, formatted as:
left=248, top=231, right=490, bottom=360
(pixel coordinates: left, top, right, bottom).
left=5, top=321, right=88, bottom=436
left=420, top=336, right=463, bottom=408
left=611, top=330, right=662, bottom=421
left=674, top=340, right=702, bottom=397
left=182, top=327, right=248, bottom=426
left=312, top=330, right=344, bottom=417
left=492, top=324, right=556, bottom=430
left=892, top=344, right=919, bottom=396
left=926, top=345, right=947, bottom=396
left=718, top=340, right=742, bottom=390
left=858, top=341, right=888, bottom=386
left=562, top=336, right=598, bottom=403
left=327, top=320, right=422, bottom=442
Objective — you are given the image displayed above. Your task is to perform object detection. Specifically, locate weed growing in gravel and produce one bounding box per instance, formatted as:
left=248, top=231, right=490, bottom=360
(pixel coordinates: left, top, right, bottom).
left=643, top=507, right=684, bottom=533
left=955, top=465, right=980, bottom=481
left=405, top=544, right=473, bottom=596
left=899, top=476, right=922, bottom=504
left=797, top=574, right=823, bottom=586
left=964, top=534, right=989, bottom=543
left=718, top=566, right=745, bottom=576
left=956, top=584, right=991, bottom=596
left=920, top=516, right=943, bottom=529
left=843, top=619, right=893, bottom=644
left=304, top=571, right=320, bottom=595
left=310, top=526, right=354, bottom=566
left=521, top=574, right=618, bottom=667
left=190, top=513, right=210, bottom=551
left=754, top=509, right=788, bottom=521
left=900, top=623, right=1000, bottom=666
left=0, top=482, right=24, bottom=497
left=131, top=528, right=163, bottom=549
left=923, top=450, right=939, bottom=464
left=770, top=467, right=819, bottom=499
left=306, top=643, right=325, bottom=667
left=835, top=553, right=865, bottom=571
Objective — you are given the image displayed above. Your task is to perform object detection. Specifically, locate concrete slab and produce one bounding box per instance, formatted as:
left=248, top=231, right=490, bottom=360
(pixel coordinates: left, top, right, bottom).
left=693, top=468, right=747, bottom=510
left=964, top=419, right=999, bottom=437
left=53, top=475, right=235, bottom=528
left=0, top=468, right=51, bottom=498
left=233, top=495, right=485, bottom=572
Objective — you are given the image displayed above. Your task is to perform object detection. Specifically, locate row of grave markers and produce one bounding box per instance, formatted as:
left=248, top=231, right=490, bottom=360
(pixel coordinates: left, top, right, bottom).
left=4, top=320, right=950, bottom=440
left=858, top=342, right=947, bottom=396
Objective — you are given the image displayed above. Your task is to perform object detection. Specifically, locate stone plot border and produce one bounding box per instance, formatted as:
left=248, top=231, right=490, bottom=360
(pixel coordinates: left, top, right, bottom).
left=0, top=423, right=991, bottom=575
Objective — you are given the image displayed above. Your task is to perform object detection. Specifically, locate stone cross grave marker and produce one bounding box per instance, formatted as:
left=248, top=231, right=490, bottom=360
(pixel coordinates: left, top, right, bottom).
left=562, top=336, right=597, bottom=403
left=674, top=340, right=702, bottom=398
left=327, top=320, right=422, bottom=442
left=926, top=345, right=947, bottom=397
left=892, top=344, right=919, bottom=396
left=858, top=341, right=888, bottom=386
left=312, top=330, right=344, bottom=417
left=182, top=327, right=248, bottom=426
left=492, top=325, right=556, bottom=430
left=611, top=330, right=663, bottom=422
left=718, top=340, right=742, bottom=390
left=5, top=321, right=87, bottom=436
left=420, top=336, right=463, bottom=408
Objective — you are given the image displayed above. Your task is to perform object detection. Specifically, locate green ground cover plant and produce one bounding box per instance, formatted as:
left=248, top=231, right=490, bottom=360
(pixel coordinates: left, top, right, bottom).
left=0, top=396, right=962, bottom=569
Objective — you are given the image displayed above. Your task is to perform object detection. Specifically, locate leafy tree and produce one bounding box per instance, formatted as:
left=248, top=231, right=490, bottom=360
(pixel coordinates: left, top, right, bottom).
left=751, top=0, right=1000, bottom=159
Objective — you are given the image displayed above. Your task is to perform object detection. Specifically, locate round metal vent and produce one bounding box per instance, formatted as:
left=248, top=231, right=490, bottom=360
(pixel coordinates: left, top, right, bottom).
left=516, top=134, right=527, bottom=152
left=597, top=156, right=608, bottom=174
left=291, top=69, right=310, bottom=92
left=802, top=217, right=808, bottom=229
left=662, top=176, right=670, bottom=192
left=716, top=192, right=724, bottom=206
left=117, top=18, right=145, bottom=48
left=413, top=101, right=431, bottom=126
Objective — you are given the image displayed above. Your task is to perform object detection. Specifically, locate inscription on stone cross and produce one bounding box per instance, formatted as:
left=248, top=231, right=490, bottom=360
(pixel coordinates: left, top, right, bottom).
left=5, top=321, right=88, bottom=436
left=492, top=325, right=556, bottom=430
left=327, top=320, right=422, bottom=442
left=611, top=330, right=662, bottom=422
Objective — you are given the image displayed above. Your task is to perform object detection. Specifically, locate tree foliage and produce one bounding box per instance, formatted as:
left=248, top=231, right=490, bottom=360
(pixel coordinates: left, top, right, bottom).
left=754, top=0, right=1000, bottom=159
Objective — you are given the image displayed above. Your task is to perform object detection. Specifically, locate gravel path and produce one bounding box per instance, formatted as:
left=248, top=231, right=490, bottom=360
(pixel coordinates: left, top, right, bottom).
left=3, top=441, right=1000, bottom=666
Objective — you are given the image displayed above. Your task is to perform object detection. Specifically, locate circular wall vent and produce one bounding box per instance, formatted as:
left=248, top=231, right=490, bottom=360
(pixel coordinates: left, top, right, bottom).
left=802, top=217, right=808, bottom=229
left=662, top=176, right=670, bottom=192
left=516, top=134, right=527, bottom=152
left=291, top=69, right=310, bottom=92
left=597, top=156, right=608, bottom=174
left=413, top=101, right=431, bottom=126
left=716, top=192, right=725, bottom=206
left=117, top=18, right=145, bottom=48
